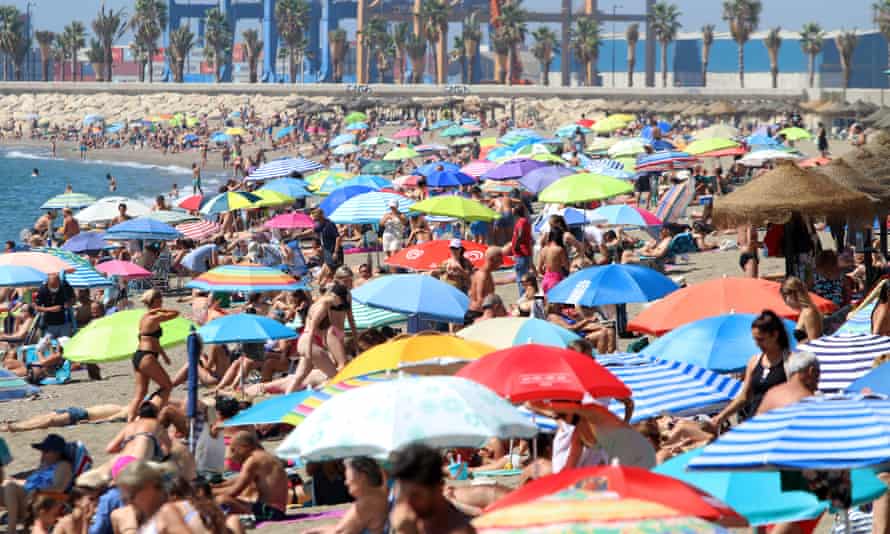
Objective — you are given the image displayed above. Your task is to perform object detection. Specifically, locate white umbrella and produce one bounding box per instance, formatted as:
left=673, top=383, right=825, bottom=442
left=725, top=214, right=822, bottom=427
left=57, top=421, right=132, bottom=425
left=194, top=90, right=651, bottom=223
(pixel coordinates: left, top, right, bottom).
left=738, top=149, right=802, bottom=167
left=75, top=196, right=152, bottom=224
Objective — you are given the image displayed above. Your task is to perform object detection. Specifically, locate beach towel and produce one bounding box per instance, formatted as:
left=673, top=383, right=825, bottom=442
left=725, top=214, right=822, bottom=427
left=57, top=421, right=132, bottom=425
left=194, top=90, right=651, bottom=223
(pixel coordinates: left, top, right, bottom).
left=256, top=509, right=346, bottom=529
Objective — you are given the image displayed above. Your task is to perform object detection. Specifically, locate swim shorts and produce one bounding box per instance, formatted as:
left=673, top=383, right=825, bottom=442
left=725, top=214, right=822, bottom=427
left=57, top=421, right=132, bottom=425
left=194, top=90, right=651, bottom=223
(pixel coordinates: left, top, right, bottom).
left=252, top=501, right=286, bottom=522
left=54, top=406, right=88, bottom=425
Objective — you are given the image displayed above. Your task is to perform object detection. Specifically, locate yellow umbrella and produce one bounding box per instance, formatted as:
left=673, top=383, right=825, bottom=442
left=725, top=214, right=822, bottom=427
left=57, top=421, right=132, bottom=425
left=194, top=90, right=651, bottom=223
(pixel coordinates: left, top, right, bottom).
left=331, top=334, right=495, bottom=381
left=225, top=127, right=246, bottom=136
left=251, top=189, right=295, bottom=208
left=593, top=117, right=628, bottom=134
left=532, top=153, right=568, bottom=164
left=479, top=137, right=499, bottom=147
left=609, top=113, right=636, bottom=122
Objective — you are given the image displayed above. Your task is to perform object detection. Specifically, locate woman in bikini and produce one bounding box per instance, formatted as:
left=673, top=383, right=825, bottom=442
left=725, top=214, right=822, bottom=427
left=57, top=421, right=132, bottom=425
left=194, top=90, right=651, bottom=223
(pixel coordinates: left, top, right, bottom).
left=287, top=287, right=343, bottom=392
left=328, top=269, right=358, bottom=371
left=127, top=289, right=180, bottom=422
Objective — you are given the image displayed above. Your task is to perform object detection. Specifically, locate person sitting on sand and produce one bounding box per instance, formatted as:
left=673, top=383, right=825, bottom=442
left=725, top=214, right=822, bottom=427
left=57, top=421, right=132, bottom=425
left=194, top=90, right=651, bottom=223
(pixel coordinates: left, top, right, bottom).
left=114, top=460, right=192, bottom=533
left=212, top=431, right=289, bottom=523
left=3, top=403, right=126, bottom=432
left=27, top=494, right=66, bottom=534
left=306, top=456, right=390, bottom=534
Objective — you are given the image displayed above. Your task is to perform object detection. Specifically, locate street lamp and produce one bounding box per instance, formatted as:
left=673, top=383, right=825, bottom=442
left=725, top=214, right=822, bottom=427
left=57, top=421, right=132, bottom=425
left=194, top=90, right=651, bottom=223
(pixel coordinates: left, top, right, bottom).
left=611, top=4, right=622, bottom=88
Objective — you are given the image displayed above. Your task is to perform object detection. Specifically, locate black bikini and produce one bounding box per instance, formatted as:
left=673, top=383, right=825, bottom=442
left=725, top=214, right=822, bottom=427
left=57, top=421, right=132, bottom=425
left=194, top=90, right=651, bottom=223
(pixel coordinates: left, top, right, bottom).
left=133, top=327, right=163, bottom=370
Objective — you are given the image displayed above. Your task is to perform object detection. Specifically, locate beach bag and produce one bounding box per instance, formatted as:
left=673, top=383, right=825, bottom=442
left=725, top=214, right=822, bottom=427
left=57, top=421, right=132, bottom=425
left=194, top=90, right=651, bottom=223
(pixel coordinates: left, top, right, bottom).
left=764, top=224, right=784, bottom=257
left=194, top=426, right=226, bottom=474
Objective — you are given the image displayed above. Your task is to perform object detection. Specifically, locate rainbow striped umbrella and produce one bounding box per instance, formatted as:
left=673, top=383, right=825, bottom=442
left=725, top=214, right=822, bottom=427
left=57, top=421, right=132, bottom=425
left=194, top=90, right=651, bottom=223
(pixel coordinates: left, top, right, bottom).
left=186, top=264, right=307, bottom=293
left=282, top=374, right=394, bottom=425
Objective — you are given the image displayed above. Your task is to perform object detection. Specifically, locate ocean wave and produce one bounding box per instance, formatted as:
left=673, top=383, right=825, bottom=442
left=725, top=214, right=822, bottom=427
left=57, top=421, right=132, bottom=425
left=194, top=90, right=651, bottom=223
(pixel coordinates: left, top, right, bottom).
left=3, top=148, right=195, bottom=175
left=4, top=149, right=51, bottom=160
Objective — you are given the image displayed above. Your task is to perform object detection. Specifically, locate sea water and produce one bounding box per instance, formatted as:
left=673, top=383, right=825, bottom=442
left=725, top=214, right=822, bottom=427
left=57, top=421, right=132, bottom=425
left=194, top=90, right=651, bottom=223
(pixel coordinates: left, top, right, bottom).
left=0, top=147, right=226, bottom=243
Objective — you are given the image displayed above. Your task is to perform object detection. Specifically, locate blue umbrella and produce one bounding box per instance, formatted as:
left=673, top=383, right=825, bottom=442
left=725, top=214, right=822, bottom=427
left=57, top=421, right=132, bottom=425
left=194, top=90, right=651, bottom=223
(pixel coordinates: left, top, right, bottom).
left=210, top=132, right=230, bottom=143
left=656, top=449, right=886, bottom=526
left=104, top=217, right=182, bottom=241
left=641, top=313, right=797, bottom=373
left=274, top=126, right=296, bottom=140
left=518, top=165, right=574, bottom=193
left=590, top=205, right=661, bottom=227
left=345, top=122, right=368, bottom=131
left=415, top=161, right=460, bottom=177
left=0, top=265, right=47, bottom=287
left=259, top=177, right=312, bottom=198
left=746, top=134, right=780, bottom=147
left=318, top=185, right=375, bottom=216
left=836, top=301, right=875, bottom=335
left=329, top=133, right=356, bottom=148
left=848, top=362, right=890, bottom=395
left=641, top=121, right=672, bottom=139
left=329, top=192, right=415, bottom=225
left=83, top=114, right=103, bottom=125
left=795, top=333, right=890, bottom=392
left=183, top=133, right=198, bottom=143
left=352, top=274, right=469, bottom=323
left=485, top=146, right=515, bottom=161
left=340, top=175, right=391, bottom=190
left=198, top=313, right=297, bottom=344
left=186, top=327, right=200, bottom=452
left=105, top=123, right=124, bottom=134
left=650, top=139, right=676, bottom=151
left=426, top=170, right=475, bottom=188
left=431, top=119, right=453, bottom=129
left=61, top=232, right=108, bottom=253
left=224, top=390, right=314, bottom=426
left=547, top=264, right=678, bottom=307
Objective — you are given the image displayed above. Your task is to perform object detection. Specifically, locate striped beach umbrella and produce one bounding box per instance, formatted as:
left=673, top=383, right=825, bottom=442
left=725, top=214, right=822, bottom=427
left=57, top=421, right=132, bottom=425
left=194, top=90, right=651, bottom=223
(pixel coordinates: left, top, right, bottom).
left=461, top=160, right=498, bottom=178
left=42, top=192, right=97, bottom=210
left=328, top=192, right=415, bottom=225
left=145, top=210, right=199, bottom=225
left=795, top=333, right=890, bottom=392
left=245, top=157, right=323, bottom=182
left=654, top=179, right=695, bottom=224
left=199, top=192, right=262, bottom=215
left=688, top=394, right=890, bottom=471
left=281, top=374, right=394, bottom=426
left=836, top=301, right=875, bottom=335
left=176, top=220, right=221, bottom=241
left=105, top=217, right=183, bottom=241
left=636, top=151, right=697, bottom=172
left=348, top=301, right=406, bottom=330
left=600, top=354, right=741, bottom=423
left=31, top=247, right=113, bottom=288
left=186, top=264, right=307, bottom=293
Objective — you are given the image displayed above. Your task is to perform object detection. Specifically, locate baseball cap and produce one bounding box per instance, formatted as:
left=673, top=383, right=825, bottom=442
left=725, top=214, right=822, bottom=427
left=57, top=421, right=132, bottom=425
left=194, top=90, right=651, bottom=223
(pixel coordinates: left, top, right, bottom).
left=32, top=434, right=66, bottom=454
left=449, top=238, right=464, bottom=249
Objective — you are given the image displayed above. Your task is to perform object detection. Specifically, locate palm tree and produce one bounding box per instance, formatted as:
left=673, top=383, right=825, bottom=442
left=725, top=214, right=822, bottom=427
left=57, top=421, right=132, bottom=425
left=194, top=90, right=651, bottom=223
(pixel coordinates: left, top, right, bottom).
left=491, top=28, right=511, bottom=84
left=799, top=22, right=824, bottom=89
left=451, top=34, right=466, bottom=83
left=276, top=0, right=311, bottom=83
left=61, top=22, right=86, bottom=82
left=53, top=33, right=66, bottom=81
left=531, top=26, right=557, bottom=86
left=763, top=27, right=782, bottom=89
left=874, top=1, right=890, bottom=69
left=34, top=31, right=55, bottom=81
left=373, top=32, right=395, bottom=83
left=87, top=39, right=105, bottom=81
left=329, top=29, right=348, bottom=82
left=405, top=32, right=427, bottom=83
left=571, top=18, right=601, bottom=86
left=701, top=24, right=714, bottom=87
left=625, top=23, right=639, bottom=87
left=203, top=8, right=232, bottom=83
left=722, top=0, right=761, bottom=88
left=462, top=12, right=482, bottom=84
left=495, top=1, right=527, bottom=86
left=392, top=22, right=410, bottom=84
left=0, top=7, right=28, bottom=81
left=421, top=0, right=449, bottom=84
left=166, top=26, right=194, bottom=83
left=836, top=30, right=858, bottom=97
left=130, top=0, right=167, bottom=83
left=362, top=17, right=389, bottom=82
left=650, top=1, right=681, bottom=88
left=241, top=29, right=263, bottom=83
left=92, top=5, right=127, bottom=82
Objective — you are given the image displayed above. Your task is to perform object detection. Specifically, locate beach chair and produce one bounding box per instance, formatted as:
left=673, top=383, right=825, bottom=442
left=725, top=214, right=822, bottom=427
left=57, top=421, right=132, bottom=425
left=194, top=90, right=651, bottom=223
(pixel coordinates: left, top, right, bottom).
left=18, top=337, right=72, bottom=385
left=638, top=232, right=698, bottom=272
left=150, top=253, right=172, bottom=293
left=654, top=180, right=694, bottom=225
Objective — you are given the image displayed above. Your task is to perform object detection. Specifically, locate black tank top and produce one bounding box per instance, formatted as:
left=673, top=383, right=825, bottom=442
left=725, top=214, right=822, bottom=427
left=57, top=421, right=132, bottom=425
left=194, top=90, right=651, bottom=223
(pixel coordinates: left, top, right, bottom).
left=743, top=352, right=788, bottom=419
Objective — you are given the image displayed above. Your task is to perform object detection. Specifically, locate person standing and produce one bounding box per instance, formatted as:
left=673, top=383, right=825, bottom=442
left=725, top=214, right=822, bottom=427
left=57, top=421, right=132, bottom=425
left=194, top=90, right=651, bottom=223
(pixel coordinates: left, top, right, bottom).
left=510, top=205, right=533, bottom=295
left=35, top=272, right=75, bottom=339
left=127, top=289, right=179, bottom=422
left=817, top=122, right=829, bottom=158
left=191, top=163, right=203, bottom=195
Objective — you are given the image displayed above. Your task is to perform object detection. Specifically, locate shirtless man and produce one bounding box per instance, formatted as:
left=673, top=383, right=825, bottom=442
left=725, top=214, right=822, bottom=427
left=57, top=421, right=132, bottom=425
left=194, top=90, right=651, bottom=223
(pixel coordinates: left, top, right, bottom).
left=537, top=230, right=569, bottom=294
left=756, top=351, right=819, bottom=415
left=467, top=248, right=502, bottom=322
left=4, top=403, right=126, bottom=432
left=61, top=208, right=80, bottom=241
left=33, top=210, right=55, bottom=239
left=213, top=431, right=289, bottom=523
left=288, top=283, right=350, bottom=392
left=111, top=203, right=131, bottom=225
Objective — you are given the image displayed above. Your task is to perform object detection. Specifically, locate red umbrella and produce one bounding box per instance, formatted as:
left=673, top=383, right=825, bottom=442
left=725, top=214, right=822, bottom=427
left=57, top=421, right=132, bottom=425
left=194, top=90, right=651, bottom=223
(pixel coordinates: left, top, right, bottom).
left=696, top=146, right=747, bottom=158
left=385, top=239, right=515, bottom=271
left=178, top=194, right=205, bottom=211
left=576, top=119, right=596, bottom=128
left=456, top=344, right=630, bottom=403
left=485, top=465, right=746, bottom=526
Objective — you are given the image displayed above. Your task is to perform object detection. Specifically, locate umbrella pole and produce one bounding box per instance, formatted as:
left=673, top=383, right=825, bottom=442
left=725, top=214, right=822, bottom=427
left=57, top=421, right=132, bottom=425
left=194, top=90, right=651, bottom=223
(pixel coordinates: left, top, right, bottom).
left=881, top=213, right=888, bottom=259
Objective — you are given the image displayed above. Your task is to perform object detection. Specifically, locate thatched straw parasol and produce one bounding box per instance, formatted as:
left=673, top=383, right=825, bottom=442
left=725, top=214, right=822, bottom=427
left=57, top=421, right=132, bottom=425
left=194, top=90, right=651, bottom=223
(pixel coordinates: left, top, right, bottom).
left=841, top=132, right=890, bottom=185
left=799, top=100, right=825, bottom=111
left=815, top=100, right=851, bottom=115
left=708, top=101, right=736, bottom=116
left=713, top=161, right=876, bottom=228
left=816, top=159, right=890, bottom=207
left=852, top=100, right=879, bottom=116
left=862, top=107, right=889, bottom=125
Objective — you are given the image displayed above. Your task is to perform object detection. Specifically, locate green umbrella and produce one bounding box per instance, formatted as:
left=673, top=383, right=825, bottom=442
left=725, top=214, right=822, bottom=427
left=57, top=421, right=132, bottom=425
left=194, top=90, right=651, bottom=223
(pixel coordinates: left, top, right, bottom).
left=777, top=127, right=812, bottom=141
left=440, top=125, right=472, bottom=138
left=450, top=137, right=475, bottom=147
left=538, top=173, right=634, bottom=204
left=362, top=160, right=399, bottom=174
left=383, top=147, right=420, bottom=161
left=410, top=195, right=498, bottom=222
left=344, top=111, right=368, bottom=124
left=64, top=310, right=194, bottom=363
left=685, top=137, right=740, bottom=155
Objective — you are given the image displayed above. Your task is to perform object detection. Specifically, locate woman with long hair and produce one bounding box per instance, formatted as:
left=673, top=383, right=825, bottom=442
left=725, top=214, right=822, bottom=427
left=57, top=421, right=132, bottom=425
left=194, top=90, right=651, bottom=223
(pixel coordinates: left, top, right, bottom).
left=781, top=276, right=823, bottom=343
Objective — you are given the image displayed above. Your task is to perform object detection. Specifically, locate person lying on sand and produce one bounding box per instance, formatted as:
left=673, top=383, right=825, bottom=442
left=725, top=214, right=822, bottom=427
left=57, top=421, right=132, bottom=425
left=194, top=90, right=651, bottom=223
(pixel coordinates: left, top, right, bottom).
left=3, top=403, right=126, bottom=432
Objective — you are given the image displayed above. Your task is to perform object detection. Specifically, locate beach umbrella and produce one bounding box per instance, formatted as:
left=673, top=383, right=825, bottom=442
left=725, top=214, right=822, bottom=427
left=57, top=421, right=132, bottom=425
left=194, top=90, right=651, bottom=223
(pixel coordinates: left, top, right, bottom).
left=224, top=127, right=246, bottom=136
left=273, top=126, right=295, bottom=140
left=331, top=143, right=360, bottom=156
left=457, top=344, right=630, bottom=403
left=361, top=160, right=399, bottom=174
left=328, top=192, right=414, bottom=224
left=417, top=143, right=450, bottom=152
left=276, top=375, right=537, bottom=461
left=30, top=247, right=113, bottom=288
left=145, top=210, right=199, bottom=225
left=187, top=264, right=306, bottom=293
left=514, top=143, right=556, bottom=158
left=641, top=121, right=673, bottom=138
left=305, top=169, right=354, bottom=190
left=41, top=192, right=97, bottom=210
left=555, top=124, right=592, bottom=138
left=593, top=118, right=630, bottom=134
left=331, top=334, right=495, bottom=382
left=245, top=157, right=324, bottom=182
left=431, top=119, right=453, bottom=129
left=361, top=136, right=393, bottom=146
left=340, top=175, right=390, bottom=190
left=628, top=277, right=836, bottom=336
left=685, top=138, right=740, bottom=156
left=345, top=301, right=406, bottom=331
left=656, top=449, right=885, bottom=526
left=778, top=127, right=812, bottom=141
left=425, top=170, right=475, bottom=188
left=587, top=137, right=620, bottom=153
left=83, top=114, right=104, bottom=125
left=547, top=264, right=678, bottom=307
left=486, top=464, right=745, bottom=524
left=75, top=196, right=151, bottom=224
left=474, top=490, right=727, bottom=534
left=795, top=333, right=890, bottom=393
left=837, top=301, right=875, bottom=336
left=485, top=146, right=515, bottom=161
left=482, top=158, right=547, bottom=181
left=538, top=173, right=634, bottom=204
left=461, top=160, right=499, bottom=178
left=0, top=265, right=46, bottom=287
left=695, top=123, right=739, bottom=139
left=317, top=185, right=375, bottom=216
left=641, top=313, right=797, bottom=373
left=344, top=122, right=368, bottom=132
left=440, top=125, right=472, bottom=138
left=518, top=166, right=574, bottom=193
left=176, top=220, right=221, bottom=241
left=61, top=232, right=108, bottom=254
left=392, top=127, right=422, bottom=139
left=415, top=161, right=461, bottom=176
left=499, top=128, right=542, bottom=146
left=383, top=147, right=419, bottom=161
left=198, top=192, right=262, bottom=215
left=608, top=138, right=649, bottom=158
left=199, top=313, right=297, bottom=344
left=636, top=151, right=697, bottom=172
left=456, top=317, right=579, bottom=349
left=259, top=178, right=311, bottom=198
left=177, top=195, right=207, bottom=211
left=264, top=212, right=314, bottom=230
left=410, top=195, right=498, bottom=222
left=250, top=189, right=295, bottom=208
left=745, top=134, right=781, bottom=147
left=697, top=146, right=748, bottom=158
left=738, top=149, right=801, bottom=167
left=385, top=239, right=514, bottom=271
left=64, top=310, right=193, bottom=363
left=480, top=179, right=522, bottom=194
left=590, top=205, right=663, bottom=227
left=344, top=111, right=367, bottom=124
left=0, top=252, right=75, bottom=274
left=95, top=260, right=151, bottom=279
left=688, top=394, right=890, bottom=471
left=848, top=361, right=890, bottom=395
left=104, top=217, right=183, bottom=241
left=352, top=274, right=468, bottom=323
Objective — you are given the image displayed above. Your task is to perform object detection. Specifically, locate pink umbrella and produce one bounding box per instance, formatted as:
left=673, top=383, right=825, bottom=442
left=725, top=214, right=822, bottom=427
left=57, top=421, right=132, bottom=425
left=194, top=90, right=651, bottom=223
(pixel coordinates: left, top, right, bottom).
left=177, top=220, right=221, bottom=241
left=393, top=175, right=422, bottom=188
left=95, top=260, right=152, bottom=279
left=393, top=128, right=422, bottom=139
left=0, top=252, right=75, bottom=274
left=264, top=212, right=314, bottom=230
left=461, top=160, right=498, bottom=178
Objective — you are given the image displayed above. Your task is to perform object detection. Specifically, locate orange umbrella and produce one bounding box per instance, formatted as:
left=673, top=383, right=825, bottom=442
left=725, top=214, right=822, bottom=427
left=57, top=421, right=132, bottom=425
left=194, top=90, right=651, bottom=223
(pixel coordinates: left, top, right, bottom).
left=0, top=252, right=75, bottom=274
left=627, top=277, right=836, bottom=336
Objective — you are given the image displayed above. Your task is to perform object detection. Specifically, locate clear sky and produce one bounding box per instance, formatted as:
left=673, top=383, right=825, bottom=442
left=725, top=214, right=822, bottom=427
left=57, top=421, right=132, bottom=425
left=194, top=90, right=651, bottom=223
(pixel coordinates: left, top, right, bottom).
left=14, top=0, right=877, bottom=37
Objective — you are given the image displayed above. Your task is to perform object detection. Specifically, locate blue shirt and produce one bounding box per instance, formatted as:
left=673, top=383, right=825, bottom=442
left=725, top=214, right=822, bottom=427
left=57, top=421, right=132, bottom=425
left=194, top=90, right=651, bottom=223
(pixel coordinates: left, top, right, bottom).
left=88, top=487, right=124, bottom=534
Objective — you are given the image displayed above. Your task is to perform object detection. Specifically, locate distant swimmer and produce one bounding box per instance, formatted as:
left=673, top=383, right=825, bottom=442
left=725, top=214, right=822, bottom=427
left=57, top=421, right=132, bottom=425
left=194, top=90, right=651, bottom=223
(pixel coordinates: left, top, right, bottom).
left=31, top=168, right=38, bottom=177
left=107, top=173, right=117, bottom=192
